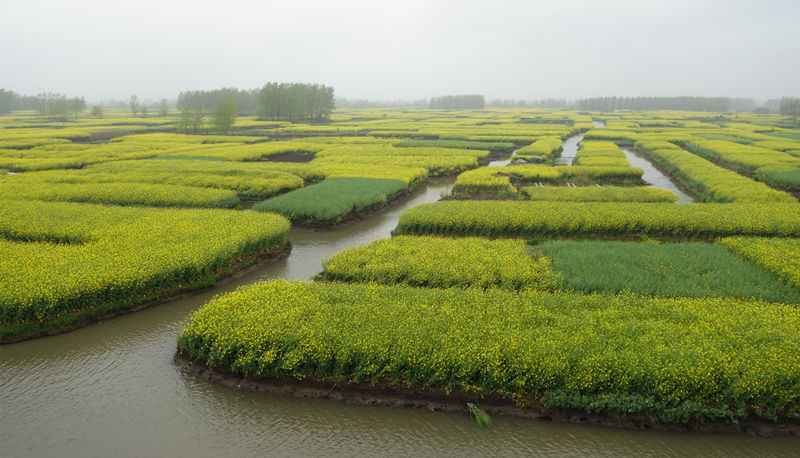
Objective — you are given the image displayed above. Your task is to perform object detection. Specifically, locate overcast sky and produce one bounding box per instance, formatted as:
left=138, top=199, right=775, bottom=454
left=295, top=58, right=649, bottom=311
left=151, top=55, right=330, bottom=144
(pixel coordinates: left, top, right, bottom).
left=1, top=0, right=797, bottom=102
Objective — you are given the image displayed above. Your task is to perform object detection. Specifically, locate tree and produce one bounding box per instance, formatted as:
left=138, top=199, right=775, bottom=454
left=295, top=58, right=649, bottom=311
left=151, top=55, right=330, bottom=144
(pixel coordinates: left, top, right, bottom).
left=191, top=106, right=205, bottom=133
left=429, top=95, right=485, bottom=110
left=69, top=97, right=86, bottom=117
left=213, top=99, right=236, bottom=134
left=0, top=89, right=17, bottom=114
left=255, top=82, right=334, bottom=122
left=141, top=106, right=149, bottom=118
left=130, top=94, right=140, bottom=118
left=176, top=105, right=192, bottom=134
left=177, top=104, right=205, bottom=134
left=159, top=98, right=169, bottom=117
left=779, top=97, right=800, bottom=127
left=91, top=105, right=103, bottom=118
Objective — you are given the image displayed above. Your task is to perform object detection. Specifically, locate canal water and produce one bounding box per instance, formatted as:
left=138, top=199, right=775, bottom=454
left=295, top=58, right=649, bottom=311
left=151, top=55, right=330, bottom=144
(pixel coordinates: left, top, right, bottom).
left=621, top=148, right=696, bottom=203
left=554, top=134, right=583, bottom=166
left=1, top=182, right=796, bottom=457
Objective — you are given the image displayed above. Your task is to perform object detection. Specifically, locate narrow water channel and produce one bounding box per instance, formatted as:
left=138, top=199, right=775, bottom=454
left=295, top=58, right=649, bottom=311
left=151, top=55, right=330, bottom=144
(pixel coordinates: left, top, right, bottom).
left=0, top=179, right=795, bottom=457
left=554, top=134, right=583, bottom=165
left=621, top=148, right=696, bottom=203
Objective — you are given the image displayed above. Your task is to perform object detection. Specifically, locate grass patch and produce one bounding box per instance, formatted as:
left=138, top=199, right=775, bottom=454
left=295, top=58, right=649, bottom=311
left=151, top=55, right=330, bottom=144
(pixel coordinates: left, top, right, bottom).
left=253, top=177, right=408, bottom=226
left=538, top=240, right=800, bottom=303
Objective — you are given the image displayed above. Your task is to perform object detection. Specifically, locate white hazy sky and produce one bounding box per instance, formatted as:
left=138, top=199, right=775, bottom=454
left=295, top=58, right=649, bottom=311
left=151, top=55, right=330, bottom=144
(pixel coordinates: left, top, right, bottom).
left=1, top=0, right=798, bottom=102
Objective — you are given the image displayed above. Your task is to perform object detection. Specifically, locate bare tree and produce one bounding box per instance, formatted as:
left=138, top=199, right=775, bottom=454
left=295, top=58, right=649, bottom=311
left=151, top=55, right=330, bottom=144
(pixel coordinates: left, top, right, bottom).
left=159, top=98, right=169, bottom=117
left=130, top=94, right=140, bottom=118
left=91, top=104, right=103, bottom=118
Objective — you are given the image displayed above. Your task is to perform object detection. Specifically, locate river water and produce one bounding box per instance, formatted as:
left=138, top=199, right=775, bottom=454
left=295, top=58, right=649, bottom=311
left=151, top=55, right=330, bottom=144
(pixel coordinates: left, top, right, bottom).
left=1, top=181, right=797, bottom=457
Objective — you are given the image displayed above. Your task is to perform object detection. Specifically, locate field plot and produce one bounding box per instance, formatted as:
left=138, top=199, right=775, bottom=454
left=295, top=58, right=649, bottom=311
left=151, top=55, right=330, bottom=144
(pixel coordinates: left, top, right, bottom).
left=0, top=200, right=289, bottom=341
left=178, top=279, right=800, bottom=425
left=253, top=177, right=408, bottom=227
left=395, top=201, right=800, bottom=239
left=538, top=240, right=799, bottom=302
left=321, top=236, right=558, bottom=290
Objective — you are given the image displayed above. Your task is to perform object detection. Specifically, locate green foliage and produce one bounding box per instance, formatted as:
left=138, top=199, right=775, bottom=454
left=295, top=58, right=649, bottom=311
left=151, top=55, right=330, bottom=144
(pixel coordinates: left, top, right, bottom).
left=538, top=240, right=799, bottom=302
left=467, top=403, right=492, bottom=427
left=253, top=177, right=407, bottom=225
left=178, top=279, right=800, bottom=423
left=322, top=235, right=559, bottom=291
left=257, top=82, right=334, bottom=122
left=754, top=165, right=800, bottom=190
left=213, top=99, right=237, bottom=135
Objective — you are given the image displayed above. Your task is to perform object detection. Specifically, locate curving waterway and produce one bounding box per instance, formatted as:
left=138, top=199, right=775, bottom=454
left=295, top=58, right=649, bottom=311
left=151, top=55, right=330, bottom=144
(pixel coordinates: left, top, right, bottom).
left=1, top=179, right=798, bottom=457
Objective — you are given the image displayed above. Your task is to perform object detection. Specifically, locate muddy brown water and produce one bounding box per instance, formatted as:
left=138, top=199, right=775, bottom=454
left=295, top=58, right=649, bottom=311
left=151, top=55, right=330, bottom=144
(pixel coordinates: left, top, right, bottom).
left=1, top=178, right=798, bottom=457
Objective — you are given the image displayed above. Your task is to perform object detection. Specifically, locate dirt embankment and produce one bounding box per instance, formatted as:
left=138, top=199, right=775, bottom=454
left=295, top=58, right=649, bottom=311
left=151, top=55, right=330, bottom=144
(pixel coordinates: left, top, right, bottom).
left=175, top=352, right=800, bottom=437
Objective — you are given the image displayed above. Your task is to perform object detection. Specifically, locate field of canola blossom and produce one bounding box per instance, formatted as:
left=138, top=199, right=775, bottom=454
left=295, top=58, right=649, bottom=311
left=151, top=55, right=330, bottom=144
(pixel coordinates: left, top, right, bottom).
left=0, top=200, right=289, bottom=340
left=3, top=107, right=800, bottom=429
left=178, top=279, right=800, bottom=424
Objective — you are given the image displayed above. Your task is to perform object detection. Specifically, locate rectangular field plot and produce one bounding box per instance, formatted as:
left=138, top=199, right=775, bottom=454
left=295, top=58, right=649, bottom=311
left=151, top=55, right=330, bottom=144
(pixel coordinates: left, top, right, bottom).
left=538, top=240, right=799, bottom=303
left=253, top=177, right=408, bottom=227
left=321, top=235, right=558, bottom=291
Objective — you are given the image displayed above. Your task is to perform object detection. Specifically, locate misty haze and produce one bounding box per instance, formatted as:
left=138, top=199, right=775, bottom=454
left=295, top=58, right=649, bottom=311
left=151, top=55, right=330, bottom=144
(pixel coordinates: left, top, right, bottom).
left=1, top=1, right=800, bottom=457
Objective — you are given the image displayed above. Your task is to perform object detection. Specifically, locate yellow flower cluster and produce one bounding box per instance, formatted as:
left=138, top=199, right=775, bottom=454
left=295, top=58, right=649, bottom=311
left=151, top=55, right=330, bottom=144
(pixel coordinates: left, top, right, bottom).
left=0, top=200, right=289, bottom=325
left=396, top=201, right=800, bottom=238
left=635, top=141, right=795, bottom=203
left=521, top=185, right=676, bottom=202
left=322, top=235, right=559, bottom=290
left=718, top=237, right=800, bottom=290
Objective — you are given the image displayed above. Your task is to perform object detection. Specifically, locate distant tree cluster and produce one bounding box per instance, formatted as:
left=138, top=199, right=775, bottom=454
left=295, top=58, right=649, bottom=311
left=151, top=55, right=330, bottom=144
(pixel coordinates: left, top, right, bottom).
left=176, top=105, right=207, bottom=134
left=779, top=97, right=800, bottom=116
left=574, top=96, right=752, bottom=112
left=177, top=88, right=259, bottom=115
left=335, top=97, right=428, bottom=108
left=487, top=98, right=570, bottom=108
left=176, top=83, right=334, bottom=123
left=256, top=82, right=335, bottom=121
left=429, top=95, right=485, bottom=110
left=0, top=89, right=83, bottom=116
left=34, top=93, right=86, bottom=119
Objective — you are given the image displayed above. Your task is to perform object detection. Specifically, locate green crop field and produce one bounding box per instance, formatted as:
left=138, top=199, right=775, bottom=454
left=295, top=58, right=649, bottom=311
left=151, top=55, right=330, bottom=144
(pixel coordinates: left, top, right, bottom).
left=253, top=177, right=408, bottom=226
left=538, top=240, right=799, bottom=302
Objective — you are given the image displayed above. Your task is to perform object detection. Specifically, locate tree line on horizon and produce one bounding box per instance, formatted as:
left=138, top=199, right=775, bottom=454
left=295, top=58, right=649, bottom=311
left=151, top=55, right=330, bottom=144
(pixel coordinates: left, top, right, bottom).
left=1, top=87, right=798, bottom=117
left=429, top=94, right=486, bottom=110
left=177, top=83, right=335, bottom=122
left=0, top=89, right=86, bottom=118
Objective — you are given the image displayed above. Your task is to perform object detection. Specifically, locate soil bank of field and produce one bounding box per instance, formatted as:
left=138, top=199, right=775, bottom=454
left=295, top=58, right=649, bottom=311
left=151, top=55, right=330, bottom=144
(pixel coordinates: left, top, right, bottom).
left=175, top=352, right=800, bottom=437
